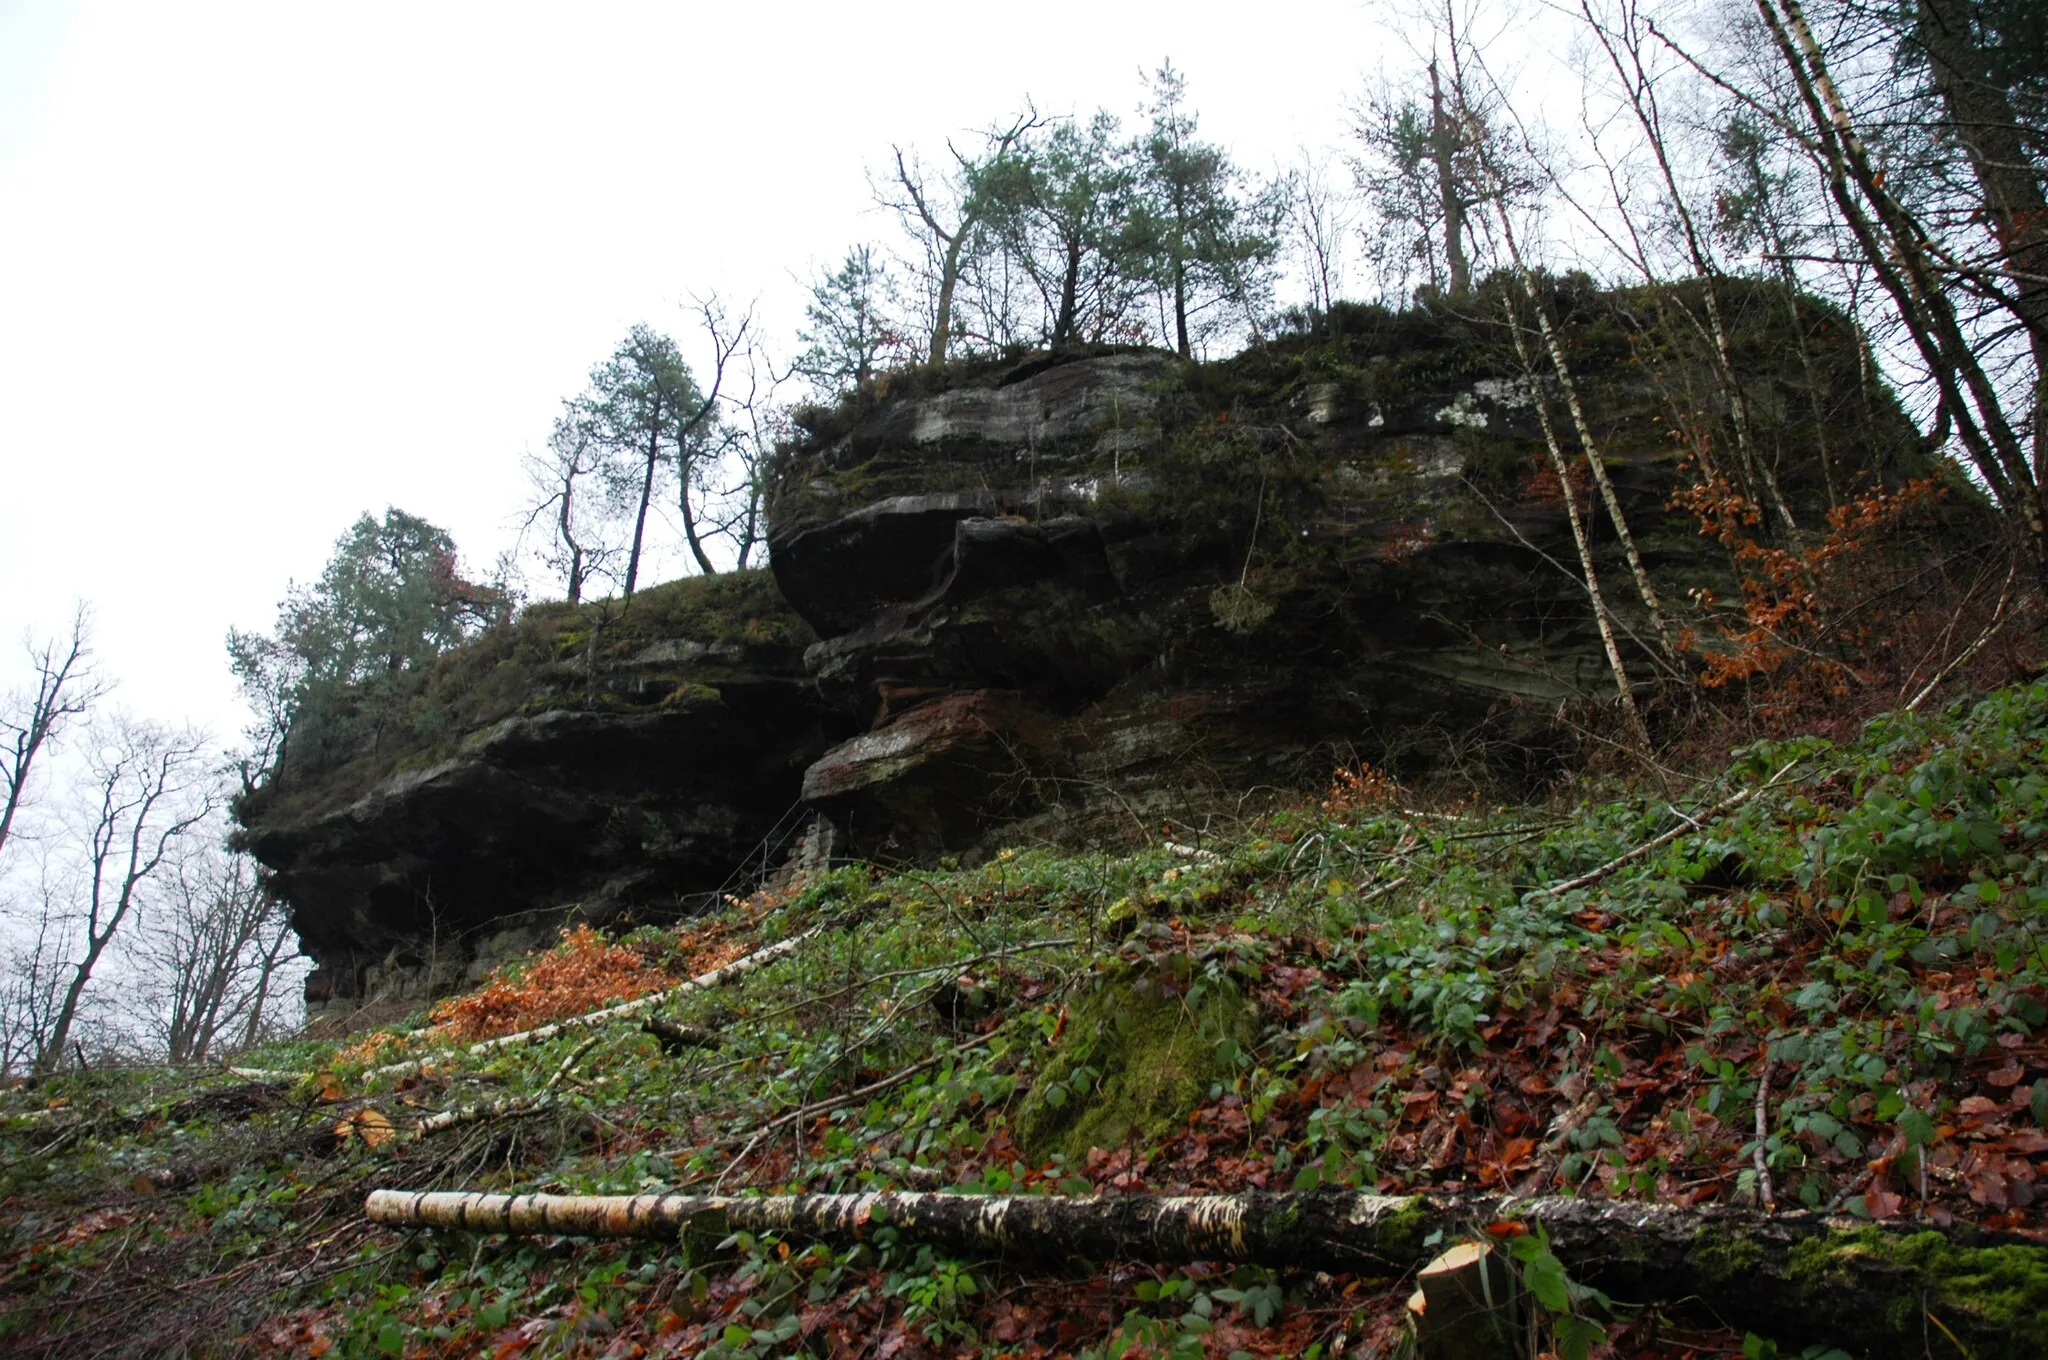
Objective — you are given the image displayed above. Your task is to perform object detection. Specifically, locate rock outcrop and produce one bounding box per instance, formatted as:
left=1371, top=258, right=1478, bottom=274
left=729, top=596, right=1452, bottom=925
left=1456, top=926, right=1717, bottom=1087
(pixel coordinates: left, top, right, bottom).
left=767, top=288, right=1932, bottom=858
left=236, top=574, right=850, bottom=1011
left=240, top=282, right=1955, bottom=1008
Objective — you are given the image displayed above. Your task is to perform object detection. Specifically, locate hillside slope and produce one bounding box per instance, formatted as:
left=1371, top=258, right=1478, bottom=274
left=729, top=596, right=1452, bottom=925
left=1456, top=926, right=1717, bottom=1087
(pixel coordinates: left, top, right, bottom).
left=8, top=679, right=2048, bottom=1357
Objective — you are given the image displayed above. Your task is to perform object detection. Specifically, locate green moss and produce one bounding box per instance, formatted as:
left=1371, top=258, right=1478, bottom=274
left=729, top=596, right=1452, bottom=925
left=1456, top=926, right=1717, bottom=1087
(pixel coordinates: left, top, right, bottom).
left=1372, top=1198, right=1428, bottom=1258
left=1787, top=1228, right=2048, bottom=1356
left=1013, top=959, right=1257, bottom=1163
left=1688, top=1227, right=1764, bottom=1286
left=241, top=569, right=815, bottom=833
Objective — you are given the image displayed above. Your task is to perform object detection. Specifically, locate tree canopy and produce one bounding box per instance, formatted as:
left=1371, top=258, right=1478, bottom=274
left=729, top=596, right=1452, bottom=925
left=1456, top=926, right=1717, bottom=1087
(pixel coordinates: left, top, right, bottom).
left=228, top=508, right=504, bottom=775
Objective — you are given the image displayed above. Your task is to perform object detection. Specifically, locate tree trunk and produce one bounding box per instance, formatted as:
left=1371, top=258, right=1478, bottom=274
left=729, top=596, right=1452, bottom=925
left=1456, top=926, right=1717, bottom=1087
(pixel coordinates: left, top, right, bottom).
left=364, top=1186, right=2043, bottom=1359
left=559, top=471, right=584, bottom=605
left=1428, top=61, right=1471, bottom=297
left=1916, top=0, right=2048, bottom=350
left=1916, top=0, right=2048, bottom=508
left=677, top=458, right=718, bottom=576
left=1172, top=251, right=1191, bottom=357
left=1518, top=271, right=1675, bottom=655
left=1506, top=314, right=1650, bottom=748
left=624, top=428, right=658, bottom=600
left=931, top=233, right=966, bottom=365
left=1759, top=0, right=2048, bottom=586
left=1054, top=236, right=1082, bottom=347
left=36, top=936, right=108, bottom=1076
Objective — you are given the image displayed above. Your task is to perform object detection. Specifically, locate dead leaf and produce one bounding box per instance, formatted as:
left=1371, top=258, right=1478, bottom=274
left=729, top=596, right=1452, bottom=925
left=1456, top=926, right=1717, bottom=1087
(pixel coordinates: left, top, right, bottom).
left=334, top=1108, right=396, bottom=1149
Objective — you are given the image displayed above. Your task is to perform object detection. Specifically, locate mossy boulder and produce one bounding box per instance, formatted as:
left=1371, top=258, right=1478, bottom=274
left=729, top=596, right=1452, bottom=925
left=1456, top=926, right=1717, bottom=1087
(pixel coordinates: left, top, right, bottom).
left=1014, top=957, right=1257, bottom=1164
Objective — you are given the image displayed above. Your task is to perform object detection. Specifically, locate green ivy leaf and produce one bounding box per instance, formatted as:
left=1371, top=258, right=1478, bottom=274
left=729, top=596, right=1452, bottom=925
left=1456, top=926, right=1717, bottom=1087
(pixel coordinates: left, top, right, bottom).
left=1555, top=1314, right=1606, bottom=1360
left=1522, top=1250, right=1571, bottom=1313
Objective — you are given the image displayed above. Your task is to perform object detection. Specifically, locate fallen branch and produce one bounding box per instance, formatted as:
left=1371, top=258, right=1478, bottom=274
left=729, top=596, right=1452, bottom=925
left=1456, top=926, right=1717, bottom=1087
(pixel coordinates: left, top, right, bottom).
left=406, top=1035, right=601, bottom=1142
left=703, top=1034, right=989, bottom=1187
left=354, top=909, right=862, bottom=1085
left=1906, top=560, right=2019, bottom=712
left=363, top=1186, right=2042, bottom=1357
left=1527, top=758, right=1802, bottom=900
left=642, top=1018, right=720, bottom=1055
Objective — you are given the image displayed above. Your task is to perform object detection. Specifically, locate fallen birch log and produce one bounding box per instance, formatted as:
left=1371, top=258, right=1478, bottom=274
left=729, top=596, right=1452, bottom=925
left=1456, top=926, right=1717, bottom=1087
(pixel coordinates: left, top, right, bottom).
left=355, top=911, right=854, bottom=1084
left=364, top=1187, right=2044, bottom=1359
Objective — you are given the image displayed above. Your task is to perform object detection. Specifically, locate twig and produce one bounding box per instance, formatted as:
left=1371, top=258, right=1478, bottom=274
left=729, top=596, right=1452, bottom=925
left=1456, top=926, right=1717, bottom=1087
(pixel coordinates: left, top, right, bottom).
left=1754, top=1058, right=1776, bottom=1214
left=1906, top=560, right=2019, bottom=711
left=701, top=1034, right=990, bottom=1189
left=1527, top=758, right=1803, bottom=900
left=406, top=1034, right=601, bottom=1142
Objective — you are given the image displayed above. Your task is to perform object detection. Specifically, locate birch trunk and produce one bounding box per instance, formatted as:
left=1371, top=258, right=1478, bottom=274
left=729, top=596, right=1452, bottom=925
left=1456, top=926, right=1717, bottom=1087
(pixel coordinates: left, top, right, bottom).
left=1505, top=312, right=1651, bottom=748
left=364, top=1186, right=2042, bottom=1358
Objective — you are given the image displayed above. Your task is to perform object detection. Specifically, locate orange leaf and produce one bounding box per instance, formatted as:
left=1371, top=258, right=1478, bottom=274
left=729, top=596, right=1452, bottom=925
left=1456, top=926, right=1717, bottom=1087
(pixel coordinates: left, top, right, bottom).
left=334, top=1108, right=396, bottom=1149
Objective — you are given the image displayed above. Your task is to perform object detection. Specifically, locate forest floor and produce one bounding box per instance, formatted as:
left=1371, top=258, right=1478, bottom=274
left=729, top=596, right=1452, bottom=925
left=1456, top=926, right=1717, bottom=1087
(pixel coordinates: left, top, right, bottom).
left=4, top=681, right=2048, bottom=1359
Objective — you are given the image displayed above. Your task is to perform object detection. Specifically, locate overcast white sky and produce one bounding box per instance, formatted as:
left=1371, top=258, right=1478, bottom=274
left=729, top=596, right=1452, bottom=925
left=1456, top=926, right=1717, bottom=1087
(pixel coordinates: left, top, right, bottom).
left=0, top=0, right=1504, bottom=744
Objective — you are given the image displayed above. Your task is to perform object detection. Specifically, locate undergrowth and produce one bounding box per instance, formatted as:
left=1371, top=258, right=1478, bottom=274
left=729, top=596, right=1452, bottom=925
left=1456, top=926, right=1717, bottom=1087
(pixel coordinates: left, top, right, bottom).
left=5, top=680, right=2048, bottom=1357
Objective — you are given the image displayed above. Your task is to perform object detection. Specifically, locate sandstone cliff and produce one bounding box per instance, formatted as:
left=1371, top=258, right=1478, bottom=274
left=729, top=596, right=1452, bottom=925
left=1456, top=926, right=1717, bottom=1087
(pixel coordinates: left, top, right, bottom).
left=239, top=281, right=1946, bottom=1008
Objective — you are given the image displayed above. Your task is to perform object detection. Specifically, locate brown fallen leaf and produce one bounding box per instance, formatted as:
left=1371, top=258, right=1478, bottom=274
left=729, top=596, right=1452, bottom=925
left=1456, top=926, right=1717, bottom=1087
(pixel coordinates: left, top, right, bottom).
left=334, top=1108, right=395, bottom=1149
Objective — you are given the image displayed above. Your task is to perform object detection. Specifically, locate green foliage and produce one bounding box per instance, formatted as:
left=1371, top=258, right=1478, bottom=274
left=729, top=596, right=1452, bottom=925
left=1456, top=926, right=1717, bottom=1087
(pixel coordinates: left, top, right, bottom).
left=976, top=109, right=1153, bottom=348
left=1508, top=1226, right=1615, bottom=1360
left=228, top=507, right=505, bottom=777
left=1131, top=62, right=1283, bottom=358
left=796, top=245, right=906, bottom=396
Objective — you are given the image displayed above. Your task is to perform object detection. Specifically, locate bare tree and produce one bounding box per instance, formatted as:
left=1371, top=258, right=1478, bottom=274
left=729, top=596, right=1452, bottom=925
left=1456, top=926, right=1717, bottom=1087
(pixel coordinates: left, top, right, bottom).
left=1573, top=0, right=1807, bottom=546
left=133, top=847, right=297, bottom=1064
left=1, top=605, right=107, bottom=865
left=1444, top=27, right=1677, bottom=655
left=519, top=405, right=617, bottom=605
left=675, top=297, right=752, bottom=577
left=703, top=328, right=790, bottom=571
left=1281, top=148, right=1355, bottom=316
left=1686, top=0, right=2048, bottom=583
left=34, top=716, right=214, bottom=1076
left=1348, top=13, right=1516, bottom=302
left=876, top=109, right=1043, bottom=364
left=0, top=880, right=71, bottom=1078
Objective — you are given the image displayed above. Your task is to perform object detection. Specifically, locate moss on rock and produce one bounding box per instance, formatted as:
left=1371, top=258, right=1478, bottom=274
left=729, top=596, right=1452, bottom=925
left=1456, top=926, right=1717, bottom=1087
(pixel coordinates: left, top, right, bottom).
left=1013, top=958, right=1257, bottom=1164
